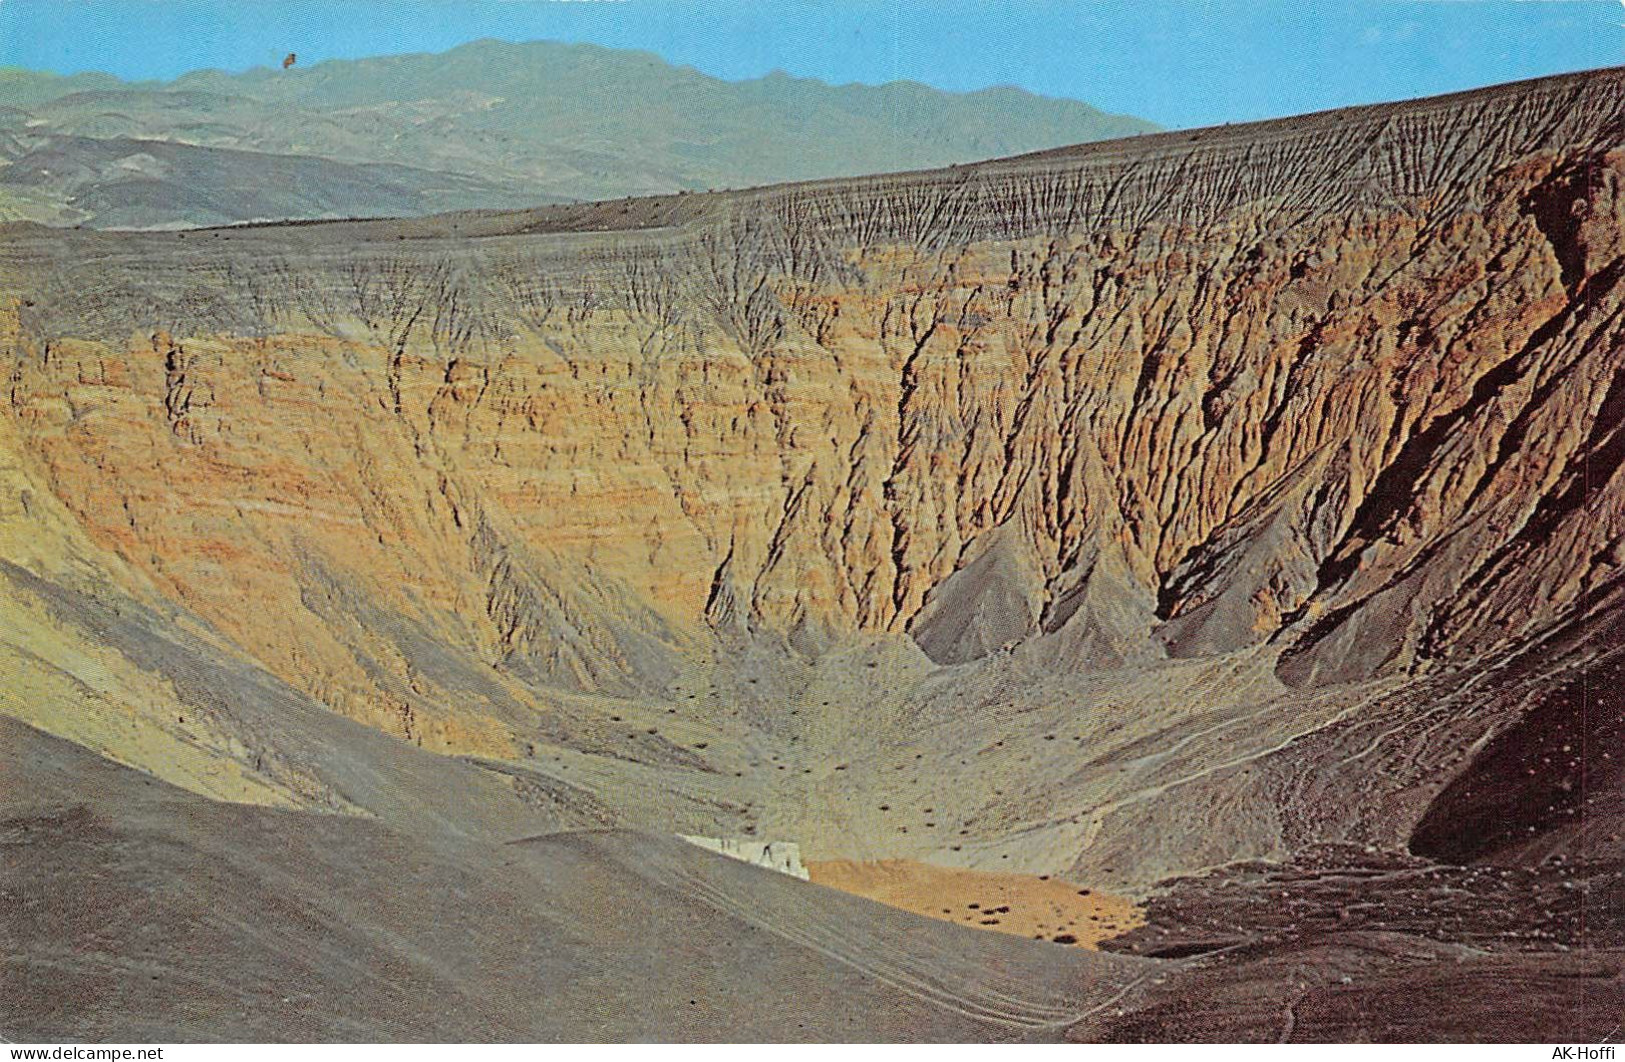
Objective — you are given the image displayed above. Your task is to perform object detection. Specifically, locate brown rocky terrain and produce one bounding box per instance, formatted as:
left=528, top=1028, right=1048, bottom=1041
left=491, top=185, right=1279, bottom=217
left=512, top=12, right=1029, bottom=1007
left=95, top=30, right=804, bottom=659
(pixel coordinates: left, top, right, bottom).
left=3, top=67, right=1624, bottom=1041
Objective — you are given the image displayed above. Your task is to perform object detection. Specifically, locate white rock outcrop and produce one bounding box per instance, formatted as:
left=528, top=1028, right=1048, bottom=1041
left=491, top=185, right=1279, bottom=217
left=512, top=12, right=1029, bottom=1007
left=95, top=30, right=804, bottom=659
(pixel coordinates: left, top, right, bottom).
left=679, top=836, right=809, bottom=880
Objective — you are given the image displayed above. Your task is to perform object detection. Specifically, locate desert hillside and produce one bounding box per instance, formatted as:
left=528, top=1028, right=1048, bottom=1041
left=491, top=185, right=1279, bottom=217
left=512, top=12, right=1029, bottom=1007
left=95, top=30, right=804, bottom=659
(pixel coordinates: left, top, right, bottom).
left=0, top=39, right=1156, bottom=228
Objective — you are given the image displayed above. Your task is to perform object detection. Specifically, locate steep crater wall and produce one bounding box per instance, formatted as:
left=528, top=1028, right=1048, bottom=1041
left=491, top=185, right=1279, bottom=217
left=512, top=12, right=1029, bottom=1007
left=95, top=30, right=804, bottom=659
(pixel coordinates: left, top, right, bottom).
left=1, top=69, right=1622, bottom=878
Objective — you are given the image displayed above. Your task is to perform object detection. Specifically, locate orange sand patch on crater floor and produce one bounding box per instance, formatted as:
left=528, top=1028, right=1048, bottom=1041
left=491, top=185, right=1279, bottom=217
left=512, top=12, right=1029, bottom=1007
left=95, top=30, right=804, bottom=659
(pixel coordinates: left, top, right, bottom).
left=806, top=859, right=1142, bottom=948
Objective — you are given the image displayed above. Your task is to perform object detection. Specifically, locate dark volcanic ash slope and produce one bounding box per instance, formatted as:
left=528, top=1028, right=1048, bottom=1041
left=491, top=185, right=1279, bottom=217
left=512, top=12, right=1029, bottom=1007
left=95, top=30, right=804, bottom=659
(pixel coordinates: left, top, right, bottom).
left=2, top=68, right=1624, bottom=1041
left=2, top=718, right=1151, bottom=1042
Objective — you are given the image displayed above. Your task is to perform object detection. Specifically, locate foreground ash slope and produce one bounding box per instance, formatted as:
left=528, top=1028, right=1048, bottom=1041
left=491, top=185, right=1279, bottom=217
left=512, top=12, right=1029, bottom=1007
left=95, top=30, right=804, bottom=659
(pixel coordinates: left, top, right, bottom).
left=5, top=720, right=1149, bottom=1042
left=2, top=69, right=1623, bottom=1040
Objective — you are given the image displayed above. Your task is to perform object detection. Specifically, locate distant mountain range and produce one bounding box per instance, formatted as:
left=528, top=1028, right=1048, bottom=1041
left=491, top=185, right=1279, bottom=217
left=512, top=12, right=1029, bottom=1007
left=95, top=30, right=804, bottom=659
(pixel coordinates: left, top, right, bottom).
left=0, top=39, right=1157, bottom=229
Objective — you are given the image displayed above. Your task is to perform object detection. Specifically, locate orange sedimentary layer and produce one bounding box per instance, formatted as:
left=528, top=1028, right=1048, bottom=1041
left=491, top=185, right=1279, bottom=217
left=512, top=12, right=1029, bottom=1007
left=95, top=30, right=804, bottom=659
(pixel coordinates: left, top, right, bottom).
left=807, top=859, right=1142, bottom=948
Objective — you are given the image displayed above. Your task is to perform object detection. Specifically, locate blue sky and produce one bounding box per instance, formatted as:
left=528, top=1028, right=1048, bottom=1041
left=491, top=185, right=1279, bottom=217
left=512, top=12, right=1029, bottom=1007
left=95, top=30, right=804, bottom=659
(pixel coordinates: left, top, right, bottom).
left=1, top=0, right=1621, bottom=128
